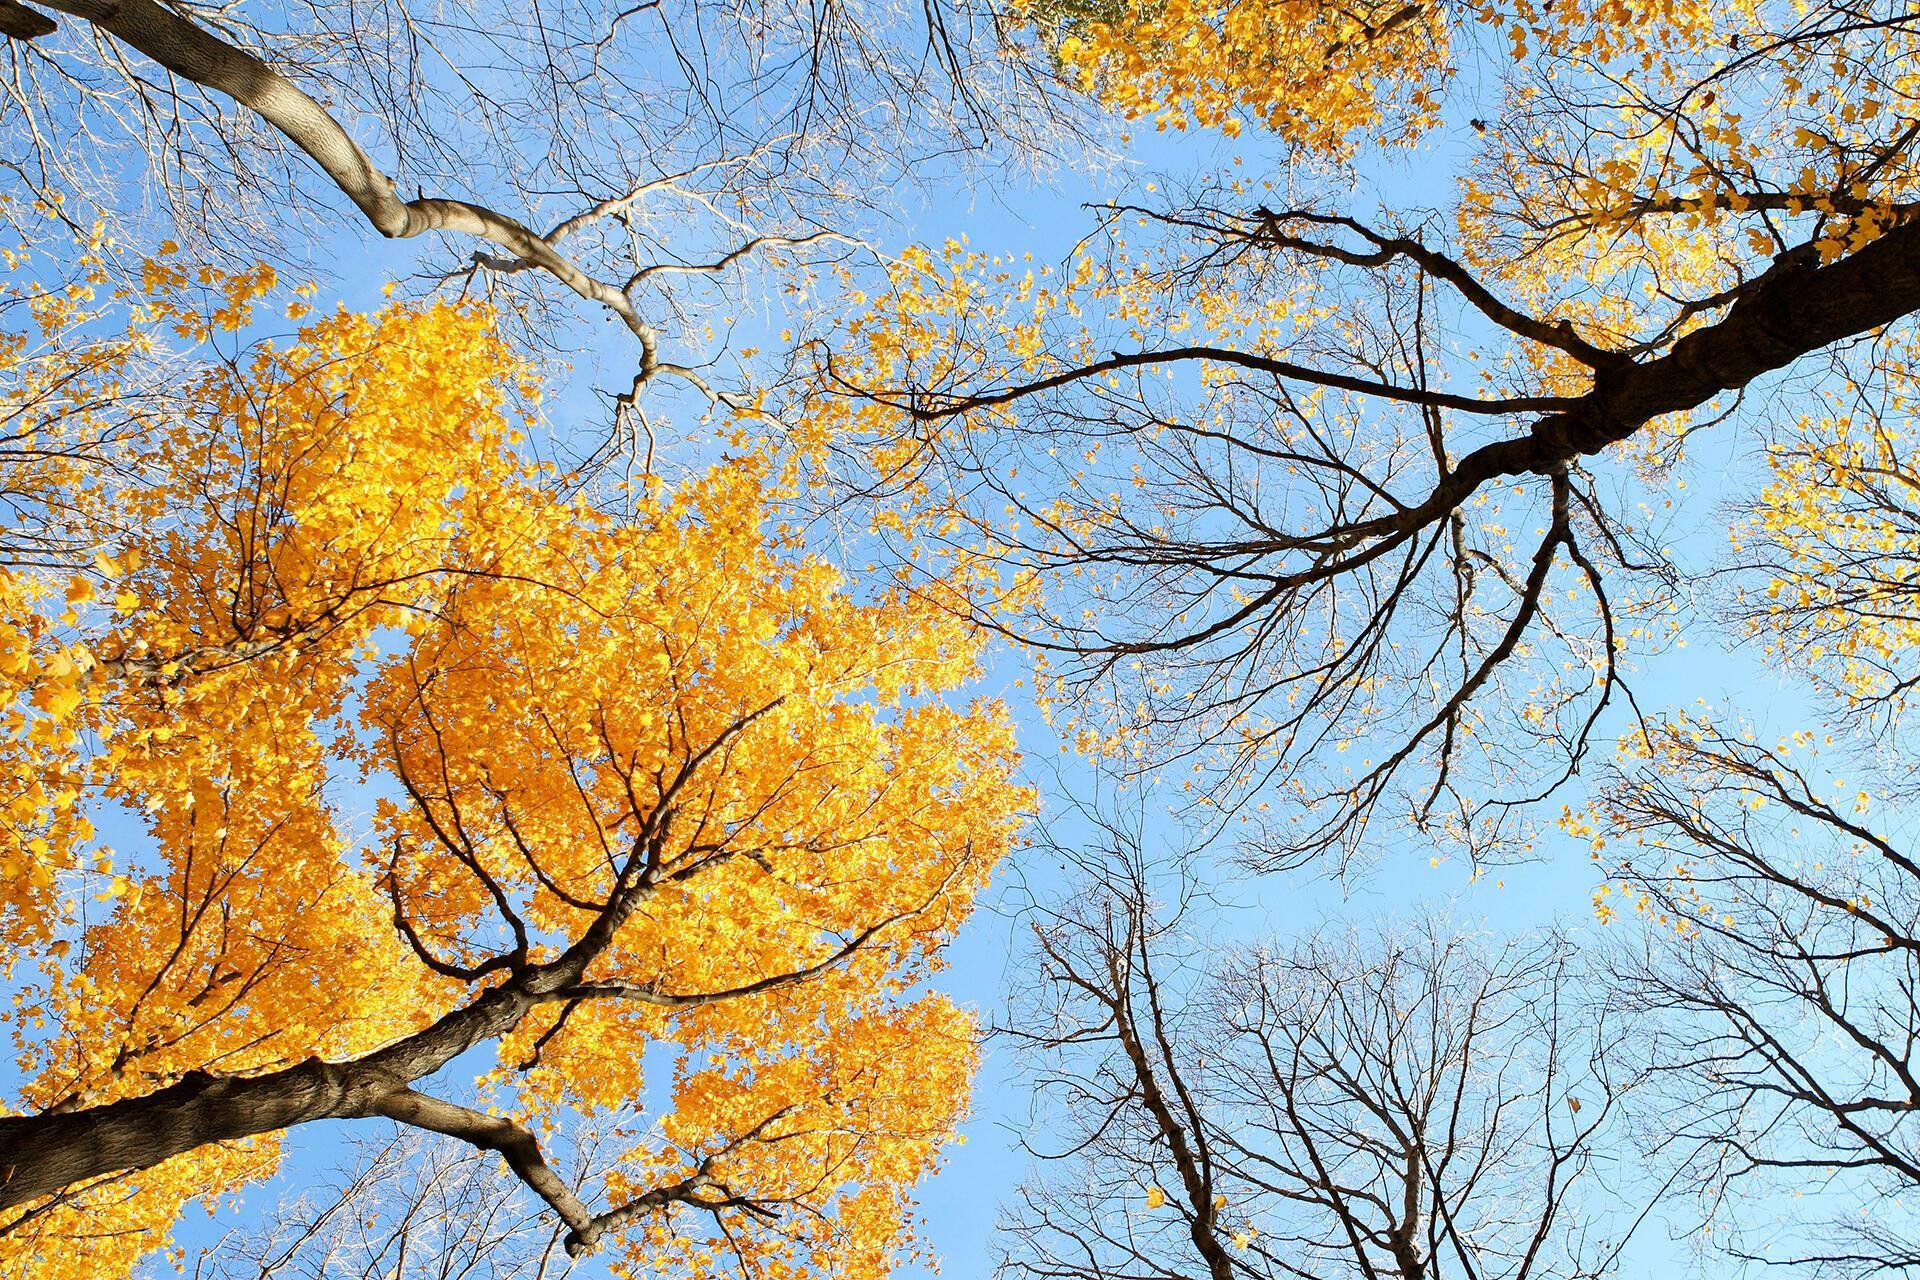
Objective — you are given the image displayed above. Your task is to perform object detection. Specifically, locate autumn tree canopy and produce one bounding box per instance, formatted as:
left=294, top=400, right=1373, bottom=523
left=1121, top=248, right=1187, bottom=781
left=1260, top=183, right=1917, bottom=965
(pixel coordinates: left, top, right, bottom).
left=0, top=251, right=1026, bottom=1278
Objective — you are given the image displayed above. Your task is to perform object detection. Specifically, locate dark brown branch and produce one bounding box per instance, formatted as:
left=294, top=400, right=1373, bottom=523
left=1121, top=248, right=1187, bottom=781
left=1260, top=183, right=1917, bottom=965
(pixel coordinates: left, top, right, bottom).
left=906, top=345, right=1576, bottom=421
left=1242, top=206, right=1622, bottom=366
left=0, top=0, right=55, bottom=40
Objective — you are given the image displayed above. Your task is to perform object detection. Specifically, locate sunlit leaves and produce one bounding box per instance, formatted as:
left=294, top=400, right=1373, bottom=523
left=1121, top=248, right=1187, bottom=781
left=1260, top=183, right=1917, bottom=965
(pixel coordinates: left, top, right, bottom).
left=0, top=251, right=1026, bottom=1280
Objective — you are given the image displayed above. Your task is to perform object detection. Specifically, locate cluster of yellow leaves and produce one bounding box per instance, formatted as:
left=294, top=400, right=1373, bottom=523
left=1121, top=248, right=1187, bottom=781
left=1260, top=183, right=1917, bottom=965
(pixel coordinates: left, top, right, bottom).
left=0, top=245, right=1027, bottom=1280
left=602, top=997, right=980, bottom=1280
left=1578, top=710, right=1884, bottom=939
left=1046, top=0, right=1447, bottom=153
left=1574, top=712, right=1743, bottom=932
left=1735, top=388, right=1920, bottom=711
left=0, top=235, right=157, bottom=943
left=1028, top=0, right=1920, bottom=364
left=1457, top=0, right=1920, bottom=339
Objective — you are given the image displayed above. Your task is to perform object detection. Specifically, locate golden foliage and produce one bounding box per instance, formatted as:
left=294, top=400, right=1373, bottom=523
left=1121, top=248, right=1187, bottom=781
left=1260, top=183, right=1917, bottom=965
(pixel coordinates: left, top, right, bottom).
left=0, top=245, right=1026, bottom=1279
left=1733, top=348, right=1920, bottom=712
left=1049, top=0, right=1446, bottom=152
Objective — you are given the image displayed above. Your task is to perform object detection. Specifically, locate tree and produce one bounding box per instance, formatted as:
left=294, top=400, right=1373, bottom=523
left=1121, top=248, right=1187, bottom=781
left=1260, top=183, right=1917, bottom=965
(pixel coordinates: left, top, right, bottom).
left=1496, top=241, right=1920, bottom=1270
left=1001, top=837, right=1648, bottom=1280
left=787, top=2, right=1920, bottom=1269
left=1580, top=713, right=1920, bottom=1275
left=184, top=1126, right=595, bottom=1280
left=0, top=0, right=1082, bottom=430
left=0, top=251, right=1027, bottom=1280
left=809, top=0, right=1920, bottom=868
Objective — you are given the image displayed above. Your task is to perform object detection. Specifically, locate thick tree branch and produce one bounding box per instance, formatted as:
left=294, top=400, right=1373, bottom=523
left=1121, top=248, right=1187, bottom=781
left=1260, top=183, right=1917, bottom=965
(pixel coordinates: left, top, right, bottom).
left=371, top=1089, right=600, bottom=1243
left=30, top=0, right=672, bottom=375
left=0, top=0, right=54, bottom=39
left=903, top=345, right=1576, bottom=420
left=919, top=207, right=1920, bottom=517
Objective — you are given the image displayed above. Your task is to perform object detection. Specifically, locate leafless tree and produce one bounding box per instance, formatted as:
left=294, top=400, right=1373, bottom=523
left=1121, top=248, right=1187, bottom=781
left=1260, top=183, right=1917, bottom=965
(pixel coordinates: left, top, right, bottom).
left=168, top=1126, right=608, bottom=1280
left=819, top=0, right=1920, bottom=867
left=1001, top=839, right=1657, bottom=1280
left=1597, top=722, right=1920, bottom=1276
left=0, top=0, right=1085, bottom=432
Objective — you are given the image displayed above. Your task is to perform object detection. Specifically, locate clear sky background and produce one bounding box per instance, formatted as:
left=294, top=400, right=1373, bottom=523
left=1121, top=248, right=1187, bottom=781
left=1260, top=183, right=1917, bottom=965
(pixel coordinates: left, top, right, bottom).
left=1, top=42, right=1849, bottom=1279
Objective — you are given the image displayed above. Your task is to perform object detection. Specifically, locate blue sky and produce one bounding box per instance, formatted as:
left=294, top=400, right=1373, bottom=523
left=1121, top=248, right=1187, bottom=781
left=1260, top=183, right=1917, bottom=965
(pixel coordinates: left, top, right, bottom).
left=2, top=47, right=1864, bottom=1279
left=294, top=112, right=1797, bottom=1280
left=860, top=111, right=1835, bottom=1280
